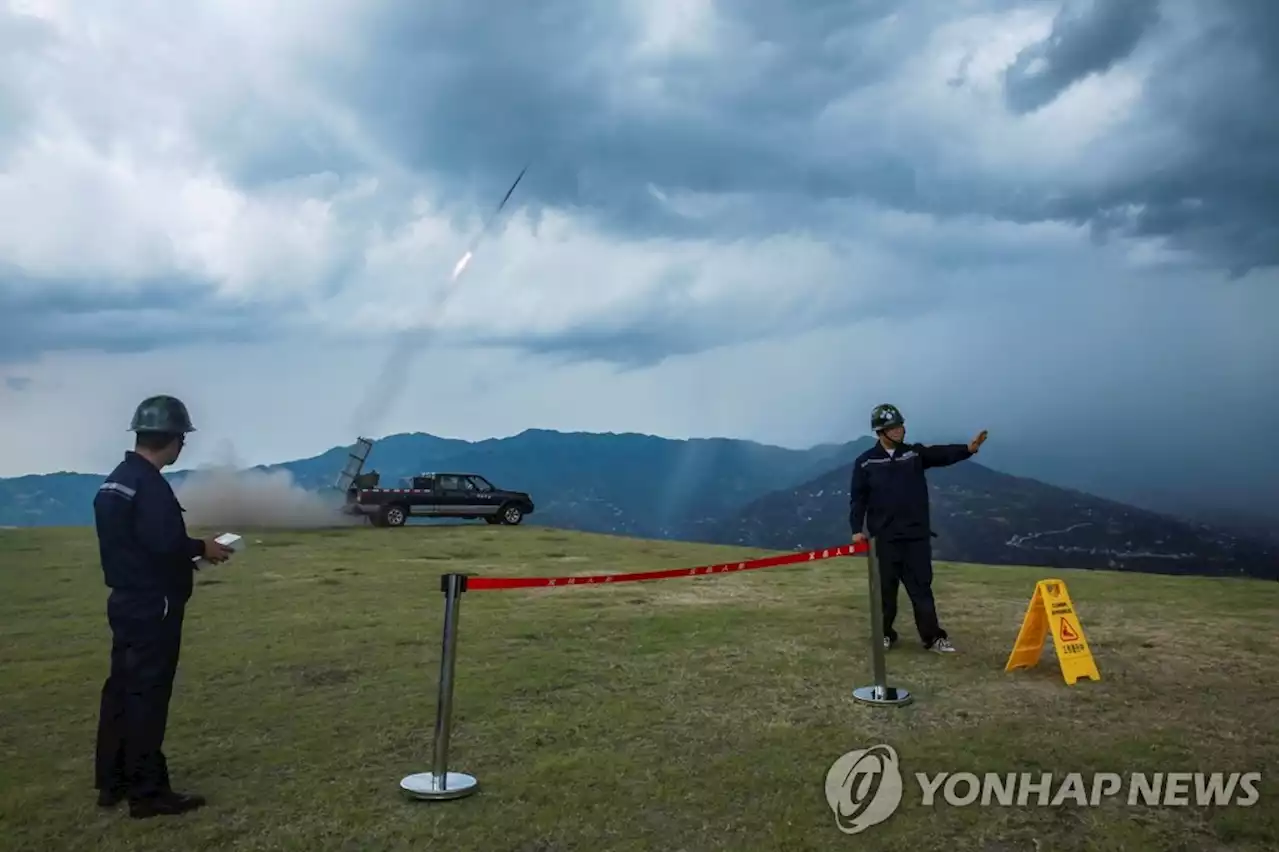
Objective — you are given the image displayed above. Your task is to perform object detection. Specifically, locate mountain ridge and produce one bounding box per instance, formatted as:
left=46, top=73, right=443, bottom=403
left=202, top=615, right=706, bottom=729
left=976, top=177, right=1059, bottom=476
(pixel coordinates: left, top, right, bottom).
left=0, top=429, right=1273, bottom=579
left=714, top=457, right=1275, bottom=579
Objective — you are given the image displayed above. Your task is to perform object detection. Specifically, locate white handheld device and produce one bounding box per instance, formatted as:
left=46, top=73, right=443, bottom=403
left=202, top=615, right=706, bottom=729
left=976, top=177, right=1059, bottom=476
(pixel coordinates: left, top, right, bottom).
left=193, top=532, right=244, bottom=565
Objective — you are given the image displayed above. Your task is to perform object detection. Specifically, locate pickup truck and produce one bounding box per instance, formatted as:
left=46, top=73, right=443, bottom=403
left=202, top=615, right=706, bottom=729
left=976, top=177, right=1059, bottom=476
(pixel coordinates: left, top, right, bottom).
left=343, top=471, right=536, bottom=528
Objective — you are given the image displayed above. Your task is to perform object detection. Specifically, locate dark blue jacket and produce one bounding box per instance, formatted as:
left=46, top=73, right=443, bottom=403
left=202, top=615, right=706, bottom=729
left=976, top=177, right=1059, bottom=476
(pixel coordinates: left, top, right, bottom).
left=93, top=451, right=205, bottom=602
left=849, top=441, right=973, bottom=541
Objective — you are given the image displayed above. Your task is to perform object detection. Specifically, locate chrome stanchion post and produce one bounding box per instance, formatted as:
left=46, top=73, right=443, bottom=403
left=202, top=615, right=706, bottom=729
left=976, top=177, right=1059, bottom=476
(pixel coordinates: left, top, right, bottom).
left=400, top=572, right=480, bottom=800
left=852, top=537, right=913, bottom=706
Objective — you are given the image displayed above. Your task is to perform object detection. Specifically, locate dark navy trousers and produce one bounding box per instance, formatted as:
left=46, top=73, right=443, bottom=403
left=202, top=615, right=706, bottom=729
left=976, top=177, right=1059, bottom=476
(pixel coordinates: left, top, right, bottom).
left=877, top=538, right=948, bottom=646
left=94, top=589, right=186, bottom=798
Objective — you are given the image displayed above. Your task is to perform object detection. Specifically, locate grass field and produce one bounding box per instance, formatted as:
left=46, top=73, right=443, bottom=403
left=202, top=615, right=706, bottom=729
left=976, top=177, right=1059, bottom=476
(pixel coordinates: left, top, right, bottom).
left=0, top=524, right=1276, bottom=852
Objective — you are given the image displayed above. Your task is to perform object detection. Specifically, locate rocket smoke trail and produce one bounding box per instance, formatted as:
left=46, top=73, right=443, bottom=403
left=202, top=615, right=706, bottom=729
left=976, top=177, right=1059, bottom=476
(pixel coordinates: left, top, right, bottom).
left=346, top=164, right=529, bottom=438
left=172, top=168, right=530, bottom=525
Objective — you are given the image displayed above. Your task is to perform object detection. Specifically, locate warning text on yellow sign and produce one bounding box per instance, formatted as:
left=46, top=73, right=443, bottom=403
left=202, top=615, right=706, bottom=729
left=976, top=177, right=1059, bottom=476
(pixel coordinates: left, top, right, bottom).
left=1004, top=578, right=1101, bottom=685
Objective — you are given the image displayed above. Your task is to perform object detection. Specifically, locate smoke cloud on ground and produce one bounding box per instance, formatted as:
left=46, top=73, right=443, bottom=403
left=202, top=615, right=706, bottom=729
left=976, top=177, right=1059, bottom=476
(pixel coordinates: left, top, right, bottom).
left=175, top=460, right=360, bottom=530
left=176, top=466, right=358, bottom=529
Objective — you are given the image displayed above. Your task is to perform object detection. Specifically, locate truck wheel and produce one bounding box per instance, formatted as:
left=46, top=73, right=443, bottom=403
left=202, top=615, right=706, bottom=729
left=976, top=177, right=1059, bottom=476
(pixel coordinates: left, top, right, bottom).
left=380, top=504, right=407, bottom=527
left=499, top=504, right=524, bottom=525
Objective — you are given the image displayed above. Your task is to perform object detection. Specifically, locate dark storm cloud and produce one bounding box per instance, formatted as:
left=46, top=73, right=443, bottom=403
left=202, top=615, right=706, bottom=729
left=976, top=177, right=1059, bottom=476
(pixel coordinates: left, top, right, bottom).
left=1002, top=0, right=1162, bottom=114
left=1004, top=0, right=1277, bottom=275
left=1, top=0, right=1275, bottom=365
left=317, top=0, right=1275, bottom=273
left=189, top=108, right=371, bottom=191
left=0, top=273, right=278, bottom=363
left=309, top=0, right=927, bottom=236
left=454, top=256, right=955, bottom=368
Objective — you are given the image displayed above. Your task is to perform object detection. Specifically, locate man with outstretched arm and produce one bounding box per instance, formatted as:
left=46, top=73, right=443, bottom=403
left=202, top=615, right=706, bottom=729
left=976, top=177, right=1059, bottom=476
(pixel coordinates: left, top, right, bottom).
left=93, top=395, right=234, bottom=818
left=848, top=403, right=988, bottom=654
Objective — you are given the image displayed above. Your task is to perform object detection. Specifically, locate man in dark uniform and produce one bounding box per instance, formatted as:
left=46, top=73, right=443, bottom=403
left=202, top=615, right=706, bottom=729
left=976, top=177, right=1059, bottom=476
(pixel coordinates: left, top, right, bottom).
left=93, top=395, right=234, bottom=818
left=849, top=403, right=987, bottom=654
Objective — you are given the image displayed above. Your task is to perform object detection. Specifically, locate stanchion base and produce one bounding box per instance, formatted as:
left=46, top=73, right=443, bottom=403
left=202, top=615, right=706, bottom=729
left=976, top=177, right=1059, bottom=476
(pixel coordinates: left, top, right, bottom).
left=400, top=771, right=479, bottom=801
left=852, top=685, right=913, bottom=706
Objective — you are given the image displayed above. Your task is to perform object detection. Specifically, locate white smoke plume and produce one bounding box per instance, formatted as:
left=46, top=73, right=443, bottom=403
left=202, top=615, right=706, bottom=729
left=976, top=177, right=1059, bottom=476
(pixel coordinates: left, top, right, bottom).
left=347, top=165, right=525, bottom=438
left=348, top=326, right=437, bottom=439
left=174, top=442, right=360, bottom=529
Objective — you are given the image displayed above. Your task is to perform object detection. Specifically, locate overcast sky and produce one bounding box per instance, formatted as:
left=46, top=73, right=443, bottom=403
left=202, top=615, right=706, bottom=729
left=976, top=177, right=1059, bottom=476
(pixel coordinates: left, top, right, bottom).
left=0, top=0, right=1275, bottom=518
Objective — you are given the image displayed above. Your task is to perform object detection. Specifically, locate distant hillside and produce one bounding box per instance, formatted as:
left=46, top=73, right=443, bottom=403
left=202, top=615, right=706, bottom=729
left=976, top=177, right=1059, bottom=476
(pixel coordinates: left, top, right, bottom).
left=0, top=473, right=107, bottom=528
left=264, top=429, right=866, bottom=540
left=1168, top=506, right=1280, bottom=546
left=1, top=430, right=1273, bottom=579
left=0, top=430, right=862, bottom=540
left=710, top=458, right=1277, bottom=580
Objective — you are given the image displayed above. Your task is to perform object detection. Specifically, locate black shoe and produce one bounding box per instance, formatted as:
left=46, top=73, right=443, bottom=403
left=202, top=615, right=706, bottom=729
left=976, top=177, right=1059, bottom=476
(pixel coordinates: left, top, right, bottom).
left=97, top=788, right=126, bottom=808
left=128, top=790, right=207, bottom=819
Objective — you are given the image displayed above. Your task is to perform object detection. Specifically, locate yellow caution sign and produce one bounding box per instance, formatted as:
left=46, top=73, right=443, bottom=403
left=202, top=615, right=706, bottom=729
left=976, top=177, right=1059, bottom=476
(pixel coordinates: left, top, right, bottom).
left=1004, top=579, right=1100, bottom=685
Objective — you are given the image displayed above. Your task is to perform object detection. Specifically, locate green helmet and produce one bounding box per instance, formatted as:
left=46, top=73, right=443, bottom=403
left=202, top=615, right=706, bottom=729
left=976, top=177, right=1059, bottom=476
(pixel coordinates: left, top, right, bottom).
left=870, top=403, right=904, bottom=433
left=129, top=395, right=196, bottom=433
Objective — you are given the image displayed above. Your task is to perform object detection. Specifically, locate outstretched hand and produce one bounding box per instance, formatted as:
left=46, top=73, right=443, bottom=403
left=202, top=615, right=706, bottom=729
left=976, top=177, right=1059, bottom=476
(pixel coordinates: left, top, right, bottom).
left=968, top=430, right=988, bottom=454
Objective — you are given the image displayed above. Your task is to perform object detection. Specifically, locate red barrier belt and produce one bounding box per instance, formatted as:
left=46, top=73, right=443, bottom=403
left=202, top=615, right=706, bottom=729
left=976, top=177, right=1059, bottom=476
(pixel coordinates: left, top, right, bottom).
left=464, top=541, right=868, bottom=591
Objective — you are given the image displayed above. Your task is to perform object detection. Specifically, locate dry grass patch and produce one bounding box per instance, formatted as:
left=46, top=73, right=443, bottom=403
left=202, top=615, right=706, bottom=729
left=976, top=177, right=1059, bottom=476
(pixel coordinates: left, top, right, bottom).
left=0, top=525, right=1274, bottom=852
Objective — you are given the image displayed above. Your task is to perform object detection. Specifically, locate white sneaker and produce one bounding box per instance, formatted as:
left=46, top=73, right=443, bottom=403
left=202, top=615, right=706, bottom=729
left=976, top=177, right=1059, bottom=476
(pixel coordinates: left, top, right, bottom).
left=883, top=636, right=893, bottom=650
left=929, top=637, right=956, bottom=654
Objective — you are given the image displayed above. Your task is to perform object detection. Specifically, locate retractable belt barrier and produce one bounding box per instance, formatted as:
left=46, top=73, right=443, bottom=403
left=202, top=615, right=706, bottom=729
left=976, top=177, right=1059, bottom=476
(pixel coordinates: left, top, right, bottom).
left=398, top=537, right=910, bottom=803
left=466, top=541, right=867, bottom=590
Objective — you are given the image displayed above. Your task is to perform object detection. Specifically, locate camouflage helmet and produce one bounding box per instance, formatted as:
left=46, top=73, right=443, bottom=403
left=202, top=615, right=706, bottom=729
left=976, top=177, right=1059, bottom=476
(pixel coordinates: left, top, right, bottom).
left=129, top=395, right=196, bottom=433
left=870, top=403, right=905, bottom=433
